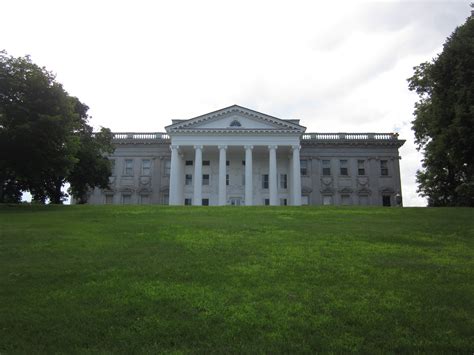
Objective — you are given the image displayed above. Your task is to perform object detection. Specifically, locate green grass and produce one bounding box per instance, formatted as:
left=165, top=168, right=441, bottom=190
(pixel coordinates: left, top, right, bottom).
left=0, top=205, right=473, bottom=353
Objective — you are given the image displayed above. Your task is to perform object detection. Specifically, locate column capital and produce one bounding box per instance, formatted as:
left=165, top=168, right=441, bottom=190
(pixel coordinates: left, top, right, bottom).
left=193, top=145, right=203, bottom=150
left=268, top=145, right=278, bottom=150
left=218, top=145, right=228, bottom=150
left=291, top=145, right=301, bottom=151
left=244, top=145, right=254, bottom=150
left=170, top=144, right=179, bottom=151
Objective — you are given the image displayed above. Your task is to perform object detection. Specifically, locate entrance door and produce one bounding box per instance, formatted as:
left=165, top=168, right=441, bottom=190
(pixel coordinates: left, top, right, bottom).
left=230, top=197, right=242, bottom=206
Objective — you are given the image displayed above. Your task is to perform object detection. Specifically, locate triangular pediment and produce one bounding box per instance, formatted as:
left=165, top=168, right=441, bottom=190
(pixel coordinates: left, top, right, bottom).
left=165, top=105, right=306, bottom=134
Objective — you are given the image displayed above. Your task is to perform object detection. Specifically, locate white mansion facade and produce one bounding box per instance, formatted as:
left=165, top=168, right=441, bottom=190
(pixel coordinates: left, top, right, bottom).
left=87, top=105, right=405, bottom=206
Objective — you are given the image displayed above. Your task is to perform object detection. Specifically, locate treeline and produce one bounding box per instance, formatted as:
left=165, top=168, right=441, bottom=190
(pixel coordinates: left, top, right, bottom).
left=0, top=51, right=114, bottom=204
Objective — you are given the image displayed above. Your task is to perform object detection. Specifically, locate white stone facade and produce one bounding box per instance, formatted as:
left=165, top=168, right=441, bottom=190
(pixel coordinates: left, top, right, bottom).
left=87, top=105, right=405, bottom=206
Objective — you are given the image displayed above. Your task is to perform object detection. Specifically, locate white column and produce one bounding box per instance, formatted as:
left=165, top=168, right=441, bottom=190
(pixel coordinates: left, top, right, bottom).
left=169, top=145, right=181, bottom=205
left=292, top=145, right=302, bottom=206
left=193, top=145, right=203, bottom=206
left=268, top=145, right=278, bottom=206
left=218, top=145, right=227, bottom=206
left=245, top=145, right=253, bottom=206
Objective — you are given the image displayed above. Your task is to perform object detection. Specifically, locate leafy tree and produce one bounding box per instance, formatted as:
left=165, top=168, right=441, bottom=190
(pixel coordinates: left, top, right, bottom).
left=408, top=9, right=474, bottom=206
left=0, top=50, right=114, bottom=203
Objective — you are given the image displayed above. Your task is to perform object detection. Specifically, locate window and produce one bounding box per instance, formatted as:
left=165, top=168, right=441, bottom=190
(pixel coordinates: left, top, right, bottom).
left=262, top=174, right=269, bottom=189
left=142, top=159, right=151, bottom=176
left=202, top=198, right=209, bottom=206
left=230, top=120, right=241, bottom=127
left=341, top=194, right=351, bottom=205
left=340, top=160, right=348, bottom=176
left=185, top=160, right=193, bottom=166
left=185, top=174, right=192, bottom=185
left=242, top=160, right=246, bottom=166
left=110, top=159, right=115, bottom=175
left=380, top=160, right=389, bottom=176
left=359, top=195, right=369, bottom=205
left=203, top=174, right=210, bottom=185
left=124, top=159, right=133, bottom=176
left=323, top=195, right=332, bottom=205
left=264, top=198, right=270, bottom=206
left=164, top=160, right=171, bottom=176
left=105, top=194, right=114, bottom=204
left=122, top=194, right=132, bottom=204
left=280, top=198, right=287, bottom=206
left=382, top=195, right=391, bottom=206
left=358, top=160, right=365, bottom=175
left=185, top=198, right=192, bottom=205
left=300, top=159, right=308, bottom=176
left=203, top=160, right=210, bottom=166
left=322, top=160, right=331, bottom=176
left=226, top=160, right=230, bottom=166
left=226, top=174, right=229, bottom=186
left=140, top=194, right=150, bottom=204
left=280, top=174, right=287, bottom=189
left=162, top=194, right=169, bottom=205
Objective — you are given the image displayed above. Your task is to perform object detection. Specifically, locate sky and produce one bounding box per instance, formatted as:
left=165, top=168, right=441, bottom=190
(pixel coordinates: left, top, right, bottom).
left=1, top=0, right=471, bottom=206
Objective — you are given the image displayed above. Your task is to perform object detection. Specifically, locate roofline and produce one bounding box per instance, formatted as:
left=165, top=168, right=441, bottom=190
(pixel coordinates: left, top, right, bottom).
left=164, top=104, right=306, bottom=131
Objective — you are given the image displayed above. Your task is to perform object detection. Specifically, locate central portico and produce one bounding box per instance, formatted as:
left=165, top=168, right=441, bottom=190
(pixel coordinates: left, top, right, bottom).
left=165, top=105, right=306, bottom=206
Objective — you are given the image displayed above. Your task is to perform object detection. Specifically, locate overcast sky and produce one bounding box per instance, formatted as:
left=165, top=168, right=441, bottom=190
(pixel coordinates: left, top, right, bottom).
left=1, top=0, right=471, bottom=206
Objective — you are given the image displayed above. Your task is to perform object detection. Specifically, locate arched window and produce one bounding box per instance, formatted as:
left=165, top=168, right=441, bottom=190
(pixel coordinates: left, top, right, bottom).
left=230, top=120, right=241, bottom=127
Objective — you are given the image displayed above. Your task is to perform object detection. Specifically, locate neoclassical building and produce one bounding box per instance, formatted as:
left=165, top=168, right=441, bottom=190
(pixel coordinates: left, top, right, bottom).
left=87, top=105, right=405, bottom=206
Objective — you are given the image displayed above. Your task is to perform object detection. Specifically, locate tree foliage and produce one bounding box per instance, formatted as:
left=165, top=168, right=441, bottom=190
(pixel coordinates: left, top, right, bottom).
left=408, top=11, right=474, bottom=206
left=0, top=50, right=114, bottom=203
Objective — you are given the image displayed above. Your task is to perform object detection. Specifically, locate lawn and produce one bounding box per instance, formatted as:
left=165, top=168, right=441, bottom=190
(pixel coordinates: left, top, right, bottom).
left=0, top=205, right=473, bottom=353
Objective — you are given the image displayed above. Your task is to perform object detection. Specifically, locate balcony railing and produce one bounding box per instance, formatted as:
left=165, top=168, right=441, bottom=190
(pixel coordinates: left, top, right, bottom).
left=112, top=132, right=170, bottom=141
left=301, top=133, right=400, bottom=141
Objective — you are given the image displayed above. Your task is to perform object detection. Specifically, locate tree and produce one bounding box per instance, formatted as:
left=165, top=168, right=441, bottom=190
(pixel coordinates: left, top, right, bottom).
left=408, top=9, right=474, bottom=207
left=0, top=50, right=114, bottom=203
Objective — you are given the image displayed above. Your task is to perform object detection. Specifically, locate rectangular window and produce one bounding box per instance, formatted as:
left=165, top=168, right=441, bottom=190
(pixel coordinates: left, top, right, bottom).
left=226, top=160, right=230, bottom=166
left=381, top=160, right=389, bottom=176
left=242, top=160, right=246, bottom=166
left=280, top=198, right=287, bottom=206
left=226, top=174, right=229, bottom=186
left=124, top=159, right=133, bottom=176
left=203, top=174, right=210, bottom=185
left=162, top=194, right=169, bottom=205
left=164, top=160, right=171, bottom=176
left=341, top=194, right=351, bottom=205
left=323, top=195, right=332, bottom=205
left=110, top=159, right=115, bottom=176
left=264, top=198, right=270, bottom=206
left=140, top=194, right=150, bottom=204
left=358, top=160, right=365, bottom=176
left=300, top=159, right=308, bottom=176
left=185, top=160, right=193, bottom=166
left=382, top=195, right=391, bottom=206
left=262, top=174, right=269, bottom=189
left=359, top=195, right=369, bottom=205
left=141, top=159, right=151, bottom=176
left=340, top=160, right=348, bottom=176
left=122, top=194, right=131, bottom=204
left=202, top=198, right=209, bottom=206
left=280, top=174, right=287, bottom=189
left=185, top=198, right=192, bottom=205
left=185, top=174, right=192, bottom=185
left=203, top=160, right=210, bottom=166
left=105, top=194, right=114, bottom=204
left=322, top=160, right=331, bottom=176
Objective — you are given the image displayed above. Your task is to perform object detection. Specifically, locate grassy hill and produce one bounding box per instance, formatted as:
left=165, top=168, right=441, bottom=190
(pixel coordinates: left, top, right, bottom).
left=0, top=205, right=473, bottom=353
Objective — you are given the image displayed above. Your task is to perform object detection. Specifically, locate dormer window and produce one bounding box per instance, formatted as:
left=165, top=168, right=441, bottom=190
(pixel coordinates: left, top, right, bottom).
left=230, top=120, right=241, bottom=127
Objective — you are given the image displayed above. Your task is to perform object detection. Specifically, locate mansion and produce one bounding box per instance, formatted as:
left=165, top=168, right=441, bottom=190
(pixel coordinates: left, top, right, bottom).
left=87, top=105, right=405, bottom=206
